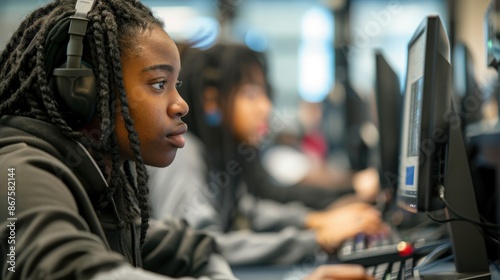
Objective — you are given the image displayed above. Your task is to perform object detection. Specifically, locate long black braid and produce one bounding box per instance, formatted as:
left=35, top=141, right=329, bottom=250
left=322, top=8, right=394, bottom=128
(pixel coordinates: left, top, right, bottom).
left=0, top=0, right=165, bottom=248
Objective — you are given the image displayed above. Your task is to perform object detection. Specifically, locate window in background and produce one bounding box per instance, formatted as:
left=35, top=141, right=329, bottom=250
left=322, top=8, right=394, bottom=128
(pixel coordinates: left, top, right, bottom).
left=348, top=0, right=448, bottom=96
left=298, top=6, right=334, bottom=103
left=147, top=0, right=219, bottom=49
left=234, top=0, right=335, bottom=109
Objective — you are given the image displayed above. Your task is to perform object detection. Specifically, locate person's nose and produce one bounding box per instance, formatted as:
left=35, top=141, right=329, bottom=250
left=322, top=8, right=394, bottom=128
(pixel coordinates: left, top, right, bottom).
left=168, top=90, right=189, bottom=118
left=259, top=93, right=272, bottom=118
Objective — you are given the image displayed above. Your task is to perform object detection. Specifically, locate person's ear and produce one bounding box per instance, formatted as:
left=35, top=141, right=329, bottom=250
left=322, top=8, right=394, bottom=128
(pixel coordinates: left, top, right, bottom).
left=203, top=86, right=222, bottom=126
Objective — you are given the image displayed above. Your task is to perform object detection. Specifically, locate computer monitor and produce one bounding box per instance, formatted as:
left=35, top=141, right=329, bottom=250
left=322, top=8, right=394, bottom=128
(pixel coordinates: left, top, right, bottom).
left=375, top=51, right=401, bottom=195
left=397, top=15, right=490, bottom=277
left=397, top=14, right=450, bottom=213
left=486, top=0, right=500, bottom=69
left=344, top=80, right=370, bottom=171
left=486, top=0, right=500, bottom=122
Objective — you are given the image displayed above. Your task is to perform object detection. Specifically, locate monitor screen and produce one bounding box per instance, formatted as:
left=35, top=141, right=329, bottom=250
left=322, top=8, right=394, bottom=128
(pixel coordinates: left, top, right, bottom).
left=486, top=0, right=500, bottom=68
left=397, top=25, right=429, bottom=213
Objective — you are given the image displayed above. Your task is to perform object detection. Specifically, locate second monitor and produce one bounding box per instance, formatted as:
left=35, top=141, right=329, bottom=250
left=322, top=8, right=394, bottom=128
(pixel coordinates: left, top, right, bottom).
left=398, top=15, right=490, bottom=278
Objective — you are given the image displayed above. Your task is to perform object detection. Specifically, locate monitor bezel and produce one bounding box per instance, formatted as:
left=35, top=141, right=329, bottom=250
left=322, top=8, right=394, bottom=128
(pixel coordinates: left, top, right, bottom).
left=397, top=15, right=451, bottom=213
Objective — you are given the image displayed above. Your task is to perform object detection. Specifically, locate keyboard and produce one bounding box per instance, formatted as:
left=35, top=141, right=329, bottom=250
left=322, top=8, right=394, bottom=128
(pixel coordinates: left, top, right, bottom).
left=336, top=232, right=448, bottom=267
left=366, top=258, right=416, bottom=280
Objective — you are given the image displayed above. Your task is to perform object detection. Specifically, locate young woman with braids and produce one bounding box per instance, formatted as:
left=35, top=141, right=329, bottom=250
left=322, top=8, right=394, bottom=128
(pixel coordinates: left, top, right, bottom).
left=147, top=43, right=387, bottom=267
left=0, top=0, right=242, bottom=279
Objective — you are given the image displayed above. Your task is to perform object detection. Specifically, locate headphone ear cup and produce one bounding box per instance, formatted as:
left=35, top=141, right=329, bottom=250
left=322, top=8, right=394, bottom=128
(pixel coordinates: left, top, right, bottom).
left=53, top=61, right=97, bottom=123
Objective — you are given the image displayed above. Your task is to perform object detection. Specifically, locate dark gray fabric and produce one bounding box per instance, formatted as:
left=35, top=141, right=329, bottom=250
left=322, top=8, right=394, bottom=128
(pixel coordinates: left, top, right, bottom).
left=0, top=116, right=233, bottom=280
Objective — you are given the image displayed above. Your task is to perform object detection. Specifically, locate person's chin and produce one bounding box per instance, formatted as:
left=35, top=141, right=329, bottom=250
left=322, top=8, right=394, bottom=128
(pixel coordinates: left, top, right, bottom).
left=247, top=135, right=263, bottom=147
left=147, top=149, right=178, bottom=167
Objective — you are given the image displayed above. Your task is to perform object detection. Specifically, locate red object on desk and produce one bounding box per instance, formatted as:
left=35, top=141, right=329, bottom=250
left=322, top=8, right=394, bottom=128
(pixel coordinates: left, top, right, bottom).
left=397, top=241, right=414, bottom=257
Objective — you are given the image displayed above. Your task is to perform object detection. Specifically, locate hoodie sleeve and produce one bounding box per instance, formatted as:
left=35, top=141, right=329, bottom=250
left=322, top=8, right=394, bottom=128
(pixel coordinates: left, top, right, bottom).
left=143, top=218, right=237, bottom=279
left=173, top=186, right=319, bottom=266
left=90, top=256, right=235, bottom=280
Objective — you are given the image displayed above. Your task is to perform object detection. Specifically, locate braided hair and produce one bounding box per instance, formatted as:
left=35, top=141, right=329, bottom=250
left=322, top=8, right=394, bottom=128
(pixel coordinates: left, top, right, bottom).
left=0, top=0, right=165, bottom=247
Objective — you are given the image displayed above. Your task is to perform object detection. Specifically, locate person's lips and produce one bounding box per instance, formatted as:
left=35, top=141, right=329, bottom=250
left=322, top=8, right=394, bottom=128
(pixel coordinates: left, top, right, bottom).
left=166, top=124, right=188, bottom=148
left=257, top=124, right=269, bottom=137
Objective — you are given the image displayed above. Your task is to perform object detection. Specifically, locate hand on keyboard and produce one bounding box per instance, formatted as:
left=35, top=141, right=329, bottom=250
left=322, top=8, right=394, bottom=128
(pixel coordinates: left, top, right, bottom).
left=304, top=264, right=375, bottom=280
left=352, top=167, right=381, bottom=202
left=307, top=202, right=388, bottom=252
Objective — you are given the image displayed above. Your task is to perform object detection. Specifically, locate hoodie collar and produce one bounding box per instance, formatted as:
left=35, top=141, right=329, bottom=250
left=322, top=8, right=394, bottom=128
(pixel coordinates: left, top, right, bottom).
left=0, top=115, right=108, bottom=196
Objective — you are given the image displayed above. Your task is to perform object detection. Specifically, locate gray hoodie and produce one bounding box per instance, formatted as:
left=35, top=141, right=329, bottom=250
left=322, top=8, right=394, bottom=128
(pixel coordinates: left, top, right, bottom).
left=0, top=116, right=236, bottom=280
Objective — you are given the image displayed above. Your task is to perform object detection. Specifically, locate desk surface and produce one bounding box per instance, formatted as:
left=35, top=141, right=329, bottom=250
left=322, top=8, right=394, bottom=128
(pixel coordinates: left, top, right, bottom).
left=232, top=264, right=316, bottom=280
left=231, top=262, right=500, bottom=280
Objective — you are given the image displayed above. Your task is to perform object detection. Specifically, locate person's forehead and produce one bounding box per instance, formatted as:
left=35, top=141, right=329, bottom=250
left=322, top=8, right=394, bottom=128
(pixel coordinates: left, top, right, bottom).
left=132, top=27, right=180, bottom=69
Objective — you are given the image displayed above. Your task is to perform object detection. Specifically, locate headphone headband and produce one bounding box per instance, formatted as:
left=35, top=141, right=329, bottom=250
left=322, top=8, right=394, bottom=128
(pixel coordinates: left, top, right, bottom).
left=75, top=0, right=96, bottom=16
left=60, top=0, right=96, bottom=69
left=47, top=0, right=98, bottom=125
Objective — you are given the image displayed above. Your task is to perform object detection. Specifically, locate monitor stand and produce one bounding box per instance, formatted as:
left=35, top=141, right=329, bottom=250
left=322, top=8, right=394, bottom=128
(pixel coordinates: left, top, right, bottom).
left=416, top=103, right=490, bottom=279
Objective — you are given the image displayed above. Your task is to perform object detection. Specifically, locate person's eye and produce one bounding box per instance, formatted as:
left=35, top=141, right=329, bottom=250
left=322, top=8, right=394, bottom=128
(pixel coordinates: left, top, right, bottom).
left=244, top=90, right=258, bottom=99
left=176, top=80, right=183, bottom=89
left=241, top=85, right=265, bottom=99
left=151, top=80, right=167, bottom=90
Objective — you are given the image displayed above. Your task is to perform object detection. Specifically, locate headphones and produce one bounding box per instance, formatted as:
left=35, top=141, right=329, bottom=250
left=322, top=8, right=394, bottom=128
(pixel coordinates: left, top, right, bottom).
left=44, top=0, right=97, bottom=125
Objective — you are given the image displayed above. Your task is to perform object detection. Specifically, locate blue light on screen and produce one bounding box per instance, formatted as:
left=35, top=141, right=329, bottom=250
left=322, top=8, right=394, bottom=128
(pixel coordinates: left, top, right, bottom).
left=406, top=166, right=415, bottom=186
